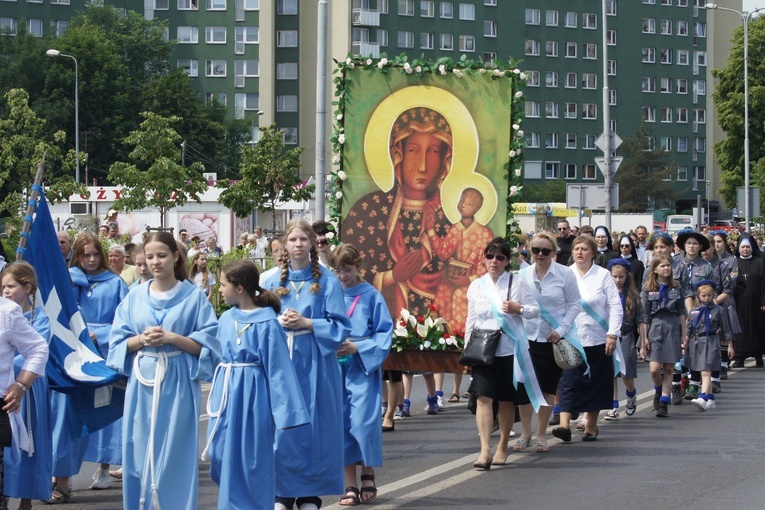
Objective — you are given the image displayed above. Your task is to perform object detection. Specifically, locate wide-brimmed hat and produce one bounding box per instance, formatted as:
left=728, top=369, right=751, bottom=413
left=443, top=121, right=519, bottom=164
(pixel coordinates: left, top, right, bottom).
left=677, top=230, right=710, bottom=252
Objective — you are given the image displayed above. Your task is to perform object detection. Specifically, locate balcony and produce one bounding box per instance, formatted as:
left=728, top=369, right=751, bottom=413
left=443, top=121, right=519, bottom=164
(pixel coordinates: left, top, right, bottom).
left=352, top=8, right=380, bottom=27
left=352, top=41, right=380, bottom=58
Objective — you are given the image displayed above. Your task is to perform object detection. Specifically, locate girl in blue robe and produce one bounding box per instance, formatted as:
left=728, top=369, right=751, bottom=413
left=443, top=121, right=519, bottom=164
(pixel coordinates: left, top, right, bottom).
left=329, top=245, right=393, bottom=506
left=107, top=232, right=219, bottom=510
left=204, top=259, right=310, bottom=510
left=264, top=219, right=352, bottom=510
left=2, top=262, right=53, bottom=507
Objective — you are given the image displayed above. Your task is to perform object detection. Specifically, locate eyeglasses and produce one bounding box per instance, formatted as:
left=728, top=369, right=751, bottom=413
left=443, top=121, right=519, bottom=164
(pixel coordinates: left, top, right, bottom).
left=485, top=253, right=508, bottom=261
left=317, top=239, right=329, bottom=246
left=531, top=247, right=553, bottom=256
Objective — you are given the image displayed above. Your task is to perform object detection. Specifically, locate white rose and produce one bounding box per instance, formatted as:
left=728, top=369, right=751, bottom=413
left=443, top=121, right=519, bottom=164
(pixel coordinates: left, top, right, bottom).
left=415, top=65, right=422, bottom=73
left=423, top=340, right=431, bottom=349
left=338, top=170, right=347, bottom=181
left=516, top=148, right=522, bottom=155
left=493, top=69, right=502, bottom=76
left=335, top=191, right=343, bottom=199
left=512, top=123, right=520, bottom=131
left=515, top=168, right=522, bottom=177
left=380, top=57, right=388, bottom=66
left=336, top=113, right=343, bottom=121
left=513, top=68, right=520, bottom=75
left=509, top=150, right=516, bottom=158
left=366, top=59, right=373, bottom=65
left=419, top=344, right=424, bottom=350
left=345, top=58, right=352, bottom=65
left=479, top=68, right=487, bottom=74
left=517, top=130, right=524, bottom=137
left=515, top=91, right=523, bottom=98
left=512, top=247, right=519, bottom=254
left=445, top=337, right=454, bottom=345
left=403, top=63, right=412, bottom=74
left=439, top=338, right=446, bottom=345
left=326, top=231, right=335, bottom=239
left=510, top=185, right=519, bottom=196
left=331, top=155, right=340, bottom=164
left=338, top=134, right=345, bottom=144
left=453, top=69, right=463, bottom=78
left=520, top=72, right=527, bottom=80
left=439, top=64, right=447, bottom=75
left=349, top=62, right=355, bottom=69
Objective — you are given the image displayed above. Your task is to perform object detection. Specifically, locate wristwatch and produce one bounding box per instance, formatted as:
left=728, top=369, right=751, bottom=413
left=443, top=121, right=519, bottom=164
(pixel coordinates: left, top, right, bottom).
left=14, top=381, right=27, bottom=393
left=519, top=305, right=525, bottom=316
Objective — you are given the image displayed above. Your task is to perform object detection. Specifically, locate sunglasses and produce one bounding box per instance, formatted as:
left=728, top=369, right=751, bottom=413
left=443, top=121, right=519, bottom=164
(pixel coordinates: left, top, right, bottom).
left=485, top=253, right=508, bottom=262
left=620, top=244, right=631, bottom=248
left=557, top=227, right=568, bottom=231
left=317, top=239, right=329, bottom=246
left=531, top=247, right=553, bottom=256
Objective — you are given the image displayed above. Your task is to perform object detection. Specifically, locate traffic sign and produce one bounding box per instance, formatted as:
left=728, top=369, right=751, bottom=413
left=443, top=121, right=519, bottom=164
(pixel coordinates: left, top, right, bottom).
left=594, top=130, right=623, bottom=153
left=594, top=156, right=623, bottom=177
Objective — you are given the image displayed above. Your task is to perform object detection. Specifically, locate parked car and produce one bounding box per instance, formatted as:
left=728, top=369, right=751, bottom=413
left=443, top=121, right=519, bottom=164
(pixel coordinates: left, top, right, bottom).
left=706, top=220, right=744, bottom=233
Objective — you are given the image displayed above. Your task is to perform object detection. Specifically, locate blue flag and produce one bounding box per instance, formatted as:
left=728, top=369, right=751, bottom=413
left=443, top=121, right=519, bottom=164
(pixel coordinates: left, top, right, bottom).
left=19, top=185, right=124, bottom=435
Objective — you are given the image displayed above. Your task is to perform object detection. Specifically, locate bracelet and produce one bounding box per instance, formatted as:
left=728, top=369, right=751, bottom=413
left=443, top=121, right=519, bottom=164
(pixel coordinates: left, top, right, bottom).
left=14, top=381, right=27, bottom=393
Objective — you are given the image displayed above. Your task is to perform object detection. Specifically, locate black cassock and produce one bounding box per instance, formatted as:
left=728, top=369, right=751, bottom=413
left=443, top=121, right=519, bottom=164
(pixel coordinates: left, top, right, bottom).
left=734, top=256, right=765, bottom=356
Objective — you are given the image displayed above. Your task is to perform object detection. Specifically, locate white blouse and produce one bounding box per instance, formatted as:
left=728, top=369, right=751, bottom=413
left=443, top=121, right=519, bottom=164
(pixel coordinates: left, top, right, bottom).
left=520, top=262, right=581, bottom=342
left=569, top=263, right=623, bottom=347
left=465, top=271, right=539, bottom=357
left=0, top=297, right=48, bottom=393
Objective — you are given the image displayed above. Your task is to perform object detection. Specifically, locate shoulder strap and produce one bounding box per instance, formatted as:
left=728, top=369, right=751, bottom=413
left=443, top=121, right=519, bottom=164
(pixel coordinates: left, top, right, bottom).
left=347, top=294, right=362, bottom=317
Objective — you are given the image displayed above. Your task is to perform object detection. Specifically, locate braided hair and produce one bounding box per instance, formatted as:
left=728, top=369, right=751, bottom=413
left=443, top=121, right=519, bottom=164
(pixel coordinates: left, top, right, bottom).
left=276, top=219, right=323, bottom=297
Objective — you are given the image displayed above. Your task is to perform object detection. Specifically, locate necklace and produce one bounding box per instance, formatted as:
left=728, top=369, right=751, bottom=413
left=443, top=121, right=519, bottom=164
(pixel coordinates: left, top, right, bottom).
left=87, top=281, right=100, bottom=298
left=290, top=281, right=306, bottom=300
left=234, top=320, right=251, bottom=345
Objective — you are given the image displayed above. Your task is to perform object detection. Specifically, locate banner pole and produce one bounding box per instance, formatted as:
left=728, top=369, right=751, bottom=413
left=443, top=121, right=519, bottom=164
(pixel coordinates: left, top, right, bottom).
left=16, top=159, right=46, bottom=262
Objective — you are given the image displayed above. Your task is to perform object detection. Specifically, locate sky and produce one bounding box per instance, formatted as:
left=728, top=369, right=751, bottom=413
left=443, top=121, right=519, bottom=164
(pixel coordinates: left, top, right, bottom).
left=745, top=0, right=765, bottom=11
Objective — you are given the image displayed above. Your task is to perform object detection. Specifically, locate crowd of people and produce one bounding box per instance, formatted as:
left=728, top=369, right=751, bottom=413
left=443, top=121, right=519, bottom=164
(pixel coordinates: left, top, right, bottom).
left=2, top=212, right=764, bottom=509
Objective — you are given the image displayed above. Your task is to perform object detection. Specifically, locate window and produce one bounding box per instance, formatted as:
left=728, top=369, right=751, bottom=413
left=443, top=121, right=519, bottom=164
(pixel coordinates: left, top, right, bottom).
left=483, top=52, right=496, bottom=66
left=694, top=166, right=706, bottom=182
left=677, top=20, right=688, bottom=36
left=525, top=8, right=540, bottom=25
left=244, top=0, right=259, bottom=9
left=26, top=19, right=42, bottom=36
left=565, top=133, right=577, bottom=148
left=660, top=78, right=671, bottom=93
left=420, top=32, right=434, bottom=49
left=582, top=73, right=596, bottom=89
left=525, top=40, right=540, bottom=56
left=677, top=166, right=688, bottom=181
left=545, top=132, right=558, bottom=148
left=420, top=0, right=434, bottom=16
left=398, top=0, right=414, bottom=15
left=565, top=42, right=577, bottom=58
left=277, top=95, right=298, bottom=112
left=695, top=51, right=707, bottom=67
left=677, top=50, right=689, bottom=65
left=694, top=22, right=706, bottom=37
left=178, top=59, right=198, bottom=77
left=694, top=109, right=706, bottom=124
left=155, top=0, right=169, bottom=9
left=676, top=79, right=688, bottom=94
left=277, top=62, right=298, bottom=79
left=660, top=48, right=672, bottom=64
left=565, top=72, right=577, bottom=88
left=661, top=19, right=672, bottom=35
left=206, top=0, right=225, bottom=10
left=643, top=106, right=656, bottom=122
left=277, top=0, right=297, bottom=14
left=678, top=0, right=688, bottom=5
left=660, top=107, right=672, bottom=123
left=378, top=29, right=388, bottom=47
left=565, top=164, right=577, bottom=179
left=564, top=103, right=577, bottom=119
left=545, top=71, right=558, bottom=88
left=484, top=0, right=496, bottom=4
left=646, top=137, right=656, bottom=151
left=234, top=27, right=258, bottom=53
left=398, top=31, right=414, bottom=48
left=459, top=3, right=475, bottom=20
left=277, top=30, right=298, bottom=47
left=206, top=59, right=226, bottom=77
left=643, top=18, right=655, bottom=34
left=234, top=93, right=259, bottom=118
left=546, top=10, right=558, bottom=26
left=565, top=11, right=576, bottom=28
left=206, top=26, right=226, bottom=44
left=525, top=101, right=540, bottom=118
left=606, top=0, right=616, bottom=15
left=642, top=77, right=656, bottom=93
left=53, top=20, right=69, bottom=36
left=459, top=35, right=475, bottom=52
left=178, top=0, right=197, bottom=9
left=694, top=80, right=706, bottom=95
left=206, top=93, right=226, bottom=106
left=678, top=139, right=688, bottom=153
left=526, top=70, right=540, bottom=87
left=545, top=162, right=560, bottom=179
left=583, top=13, right=597, bottom=29
left=677, top=108, right=688, bottom=123
left=526, top=132, right=540, bottom=148
left=607, top=30, right=616, bottom=45
left=440, top=33, right=453, bottom=50
left=51, top=0, right=71, bottom=4
left=546, top=102, right=559, bottom=119
left=545, top=41, right=558, bottom=57
left=582, top=104, right=597, bottom=119
left=235, top=59, right=259, bottom=80
left=484, top=20, right=497, bottom=37
left=662, top=167, right=672, bottom=181
left=609, top=90, right=617, bottom=105
left=607, top=60, right=617, bottom=75
left=525, top=161, right=542, bottom=179
left=583, top=43, right=596, bottom=59
left=379, top=0, right=388, bottom=13
left=583, top=164, right=596, bottom=180
left=642, top=47, right=655, bottom=63
left=583, top=134, right=596, bottom=150
left=661, top=0, right=672, bottom=4
left=177, top=26, right=198, bottom=43
left=282, top=128, right=298, bottom=145
left=440, top=1, right=453, bottom=18
left=644, top=0, right=656, bottom=4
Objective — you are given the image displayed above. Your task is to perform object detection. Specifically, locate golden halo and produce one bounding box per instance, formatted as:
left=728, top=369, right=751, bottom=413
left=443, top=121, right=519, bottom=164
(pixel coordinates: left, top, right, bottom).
left=363, top=86, right=497, bottom=225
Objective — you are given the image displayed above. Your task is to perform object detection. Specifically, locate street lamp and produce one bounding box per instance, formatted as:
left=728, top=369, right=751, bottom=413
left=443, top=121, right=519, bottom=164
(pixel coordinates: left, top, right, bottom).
left=46, top=49, right=79, bottom=184
left=703, top=4, right=764, bottom=233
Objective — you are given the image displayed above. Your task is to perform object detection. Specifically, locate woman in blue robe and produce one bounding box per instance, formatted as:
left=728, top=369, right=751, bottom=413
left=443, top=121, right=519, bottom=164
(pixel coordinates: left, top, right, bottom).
left=204, top=259, right=310, bottom=510
left=107, top=232, right=219, bottom=510
left=2, top=262, right=53, bottom=507
left=264, top=219, right=352, bottom=510
left=329, top=245, right=393, bottom=506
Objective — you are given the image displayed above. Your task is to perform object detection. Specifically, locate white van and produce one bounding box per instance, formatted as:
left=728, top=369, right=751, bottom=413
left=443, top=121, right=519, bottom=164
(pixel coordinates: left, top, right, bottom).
left=666, top=215, right=695, bottom=235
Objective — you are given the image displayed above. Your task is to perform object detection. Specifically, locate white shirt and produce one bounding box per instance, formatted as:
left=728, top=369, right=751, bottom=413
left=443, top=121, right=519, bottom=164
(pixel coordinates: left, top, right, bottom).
left=569, top=263, right=623, bottom=346
left=520, top=262, right=581, bottom=342
left=465, top=271, right=539, bottom=357
left=0, top=298, right=48, bottom=394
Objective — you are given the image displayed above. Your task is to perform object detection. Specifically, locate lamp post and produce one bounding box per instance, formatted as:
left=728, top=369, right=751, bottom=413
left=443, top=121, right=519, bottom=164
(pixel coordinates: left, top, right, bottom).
left=703, top=4, right=764, bottom=233
left=46, top=49, right=79, bottom=184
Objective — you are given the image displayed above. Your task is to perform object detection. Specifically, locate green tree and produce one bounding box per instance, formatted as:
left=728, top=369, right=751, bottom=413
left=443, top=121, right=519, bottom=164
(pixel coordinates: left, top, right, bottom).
left=522, top=178, right=566, bottom=203
left=711, top=17, right=765, bottom=212
left=107, top=112, right=207, bottom=228
left=615, top=123, right=678, bottom=212
left=217, top=124, right=314, bottom=226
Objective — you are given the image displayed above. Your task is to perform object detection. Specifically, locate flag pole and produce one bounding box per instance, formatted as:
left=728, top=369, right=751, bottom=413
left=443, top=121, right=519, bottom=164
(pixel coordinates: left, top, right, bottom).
left=16, top=159, right=46, bottom=262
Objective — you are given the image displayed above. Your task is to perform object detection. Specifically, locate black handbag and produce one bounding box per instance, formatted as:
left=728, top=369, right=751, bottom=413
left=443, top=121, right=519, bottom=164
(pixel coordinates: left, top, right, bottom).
left=0, top=402, right=11, bottom=448
left=459, top=273, right=513, bottom=367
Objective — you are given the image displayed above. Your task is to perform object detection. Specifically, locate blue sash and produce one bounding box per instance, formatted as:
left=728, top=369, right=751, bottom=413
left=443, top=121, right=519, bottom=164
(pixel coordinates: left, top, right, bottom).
left=579, top=287, right=626, bottom=377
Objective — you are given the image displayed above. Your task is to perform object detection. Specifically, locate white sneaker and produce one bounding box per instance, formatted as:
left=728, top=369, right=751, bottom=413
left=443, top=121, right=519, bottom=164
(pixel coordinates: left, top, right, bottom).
left=604, top=408, right=620, bottom=421
left=705, top=399, right=716, bottom=410
left=90, top=468, right=112, bottom=490
left=691, top=397, right=707, bottom=411
left=437, top=394, right=446, bottom=409
left=575, top=418, right=588, bottom=430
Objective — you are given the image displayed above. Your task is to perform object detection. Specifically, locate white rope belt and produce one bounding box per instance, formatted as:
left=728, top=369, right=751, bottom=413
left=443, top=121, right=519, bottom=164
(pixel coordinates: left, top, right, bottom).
left=285, top=329, right=311, bottom=359
left=133, top=350, right=183, bottom=510
left=200, top=362, right=261, bottom=461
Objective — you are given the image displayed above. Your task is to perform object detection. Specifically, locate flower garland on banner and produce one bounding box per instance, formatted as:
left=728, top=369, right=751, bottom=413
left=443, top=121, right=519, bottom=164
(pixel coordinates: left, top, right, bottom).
left=392, top=305, right=465, bottom=353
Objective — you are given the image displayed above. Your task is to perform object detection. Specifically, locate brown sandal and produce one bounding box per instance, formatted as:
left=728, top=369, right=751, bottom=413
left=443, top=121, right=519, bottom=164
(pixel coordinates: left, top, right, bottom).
left=360, top=471, right=377, bottom=503
left=338, top=486, right=360, bottom=506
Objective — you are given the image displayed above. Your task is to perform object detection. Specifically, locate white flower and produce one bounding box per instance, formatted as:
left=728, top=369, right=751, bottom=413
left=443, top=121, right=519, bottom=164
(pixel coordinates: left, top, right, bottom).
left=439, top=338, right=446, bottom=345
left=335, top=191, right=343, bottom=199
left=326, top=231, right=335, bottom=239
left=415, top=65, right=422, bottom=73
left=515, top=168, right=522, bottom=177
left=349, top=62, right=355, bottom=69
left=377, top=61, right=385, bottom=69
left=517, top=130, right=524, bottom=137
left=419, top=344, right=424, bottom=350
left=345, top=57, right=352, bottom=65
left=107, top=210, right=117, bottom=217
left=381, top=57, right=388, bottom=66
left=512, top=124, right=520, bottom=131
left=516, top=148, right=522, bottom=155
left=336, top=113, right=343, bottom=121
left=439, top=64, right=447, bottom=75
left=509, top=150, right=517, bottom=158
left=519, top=72, right=527, bottom=80
left=338, top=170, right=347, bottom=181
left=394, top=326, right=409, bottom=337
left=479, top=68, right=487, bottom=74
left=512, top=247, right=519, bottom=254
left=366, top=59, right=373, bottom=65
left=453, top=69, right=463, bottom=78
left=493, top=69, right=502, bottom=77
left=509, top=185, right=522, bottom=197
left=513, top=68, right=520, bottom=75
left=423, top=340, right=432, bottom=349
left=445, top=336, right=454, bottom=345
left=515, top=91, right=523, bottom=98
left=417, top=324, right=428, bottom=338
left=331, top=155, right=340, bottom=164
left=338, top=134, right=345, bottom=144
left=403, top=62, right=412, bottom=74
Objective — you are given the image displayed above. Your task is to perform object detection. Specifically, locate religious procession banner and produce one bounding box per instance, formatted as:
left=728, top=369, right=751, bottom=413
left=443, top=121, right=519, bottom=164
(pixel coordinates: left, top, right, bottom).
left=330, top=55, right=526, bottom=329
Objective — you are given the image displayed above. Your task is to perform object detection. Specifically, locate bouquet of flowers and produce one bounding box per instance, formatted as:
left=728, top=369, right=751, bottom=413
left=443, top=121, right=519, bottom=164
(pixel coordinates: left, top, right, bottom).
left=391, top=305, right=465, bottom=352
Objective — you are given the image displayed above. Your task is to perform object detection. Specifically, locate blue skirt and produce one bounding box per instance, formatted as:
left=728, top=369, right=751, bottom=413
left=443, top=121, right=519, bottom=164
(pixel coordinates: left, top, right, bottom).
left=559, top=345, right=613, bottom=413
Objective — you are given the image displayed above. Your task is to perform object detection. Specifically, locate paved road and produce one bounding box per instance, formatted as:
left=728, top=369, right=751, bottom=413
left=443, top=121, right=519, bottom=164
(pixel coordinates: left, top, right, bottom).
left=15, top=360, right=765, bottom=509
